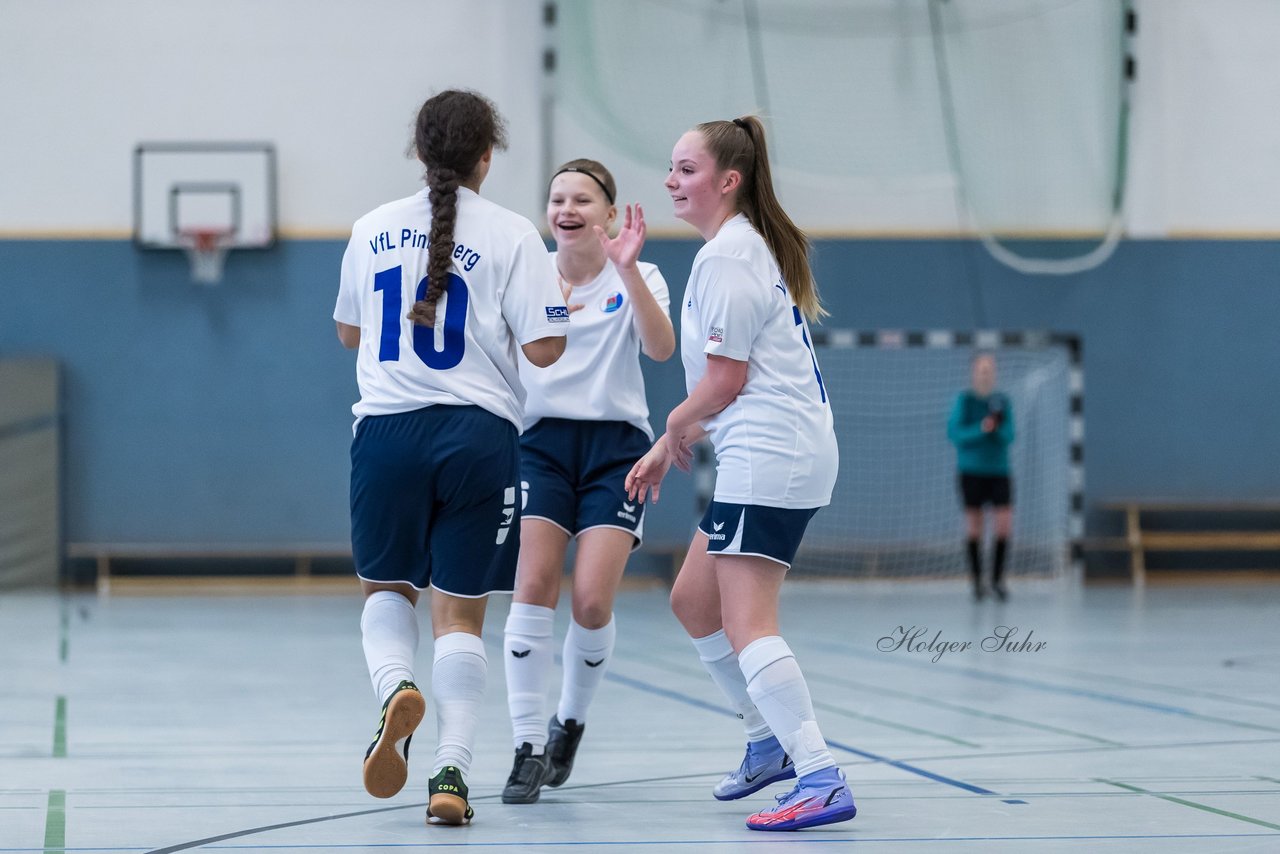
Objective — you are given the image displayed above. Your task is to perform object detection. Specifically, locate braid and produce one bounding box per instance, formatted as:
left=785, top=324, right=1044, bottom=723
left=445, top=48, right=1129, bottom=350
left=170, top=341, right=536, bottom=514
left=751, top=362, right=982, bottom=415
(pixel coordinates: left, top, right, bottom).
left=406, top=89, right=508, bottom=327
left=408, top=166, right=460, bottom=326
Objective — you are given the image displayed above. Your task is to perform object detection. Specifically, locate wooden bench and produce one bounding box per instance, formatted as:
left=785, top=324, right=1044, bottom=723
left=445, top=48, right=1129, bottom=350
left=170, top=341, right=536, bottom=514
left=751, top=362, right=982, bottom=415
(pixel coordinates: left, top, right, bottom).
left=1089, top=502, right=1280, bottom=586
left=65, top=542, right=353, bottom=594
left=67, top=542, right=692, bottom=593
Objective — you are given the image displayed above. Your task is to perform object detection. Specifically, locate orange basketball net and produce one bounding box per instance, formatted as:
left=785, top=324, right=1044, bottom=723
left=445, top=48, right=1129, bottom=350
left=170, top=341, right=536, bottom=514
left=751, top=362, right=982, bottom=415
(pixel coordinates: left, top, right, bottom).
left=178, top=228, right=233, bottom=284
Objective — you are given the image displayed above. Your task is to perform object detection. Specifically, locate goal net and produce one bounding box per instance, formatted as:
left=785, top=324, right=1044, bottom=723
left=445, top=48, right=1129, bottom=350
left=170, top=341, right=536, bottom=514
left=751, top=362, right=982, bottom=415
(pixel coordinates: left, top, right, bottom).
left=790, top=331, right=1079, bottom=580
left=553, top=0, right=1129, bottom=259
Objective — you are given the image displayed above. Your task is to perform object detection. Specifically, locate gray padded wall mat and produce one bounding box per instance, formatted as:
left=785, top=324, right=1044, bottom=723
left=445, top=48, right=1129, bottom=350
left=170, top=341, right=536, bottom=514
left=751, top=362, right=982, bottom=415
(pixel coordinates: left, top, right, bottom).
left=0, top=359, right=60, bottom=588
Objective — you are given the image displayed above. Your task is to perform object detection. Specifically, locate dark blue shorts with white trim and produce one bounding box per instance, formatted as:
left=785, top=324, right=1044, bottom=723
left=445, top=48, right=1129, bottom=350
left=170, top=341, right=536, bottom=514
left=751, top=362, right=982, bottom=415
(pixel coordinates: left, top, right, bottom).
left=520, top=418, right=651, bottom=548
left=351, top=404, right=520, bottom=597
left=698, top=501, right=820, bottom=568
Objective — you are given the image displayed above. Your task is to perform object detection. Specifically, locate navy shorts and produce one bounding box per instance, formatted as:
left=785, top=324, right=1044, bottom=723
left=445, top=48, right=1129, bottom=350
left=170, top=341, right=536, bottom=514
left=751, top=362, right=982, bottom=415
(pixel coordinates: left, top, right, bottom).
left=698, top=501, right=820, bottom=569
left=520, top=418, right=652, bottom=548
left=959, top=474, right=1013, bottom=509
left=351, top=405, right=520, bottom=597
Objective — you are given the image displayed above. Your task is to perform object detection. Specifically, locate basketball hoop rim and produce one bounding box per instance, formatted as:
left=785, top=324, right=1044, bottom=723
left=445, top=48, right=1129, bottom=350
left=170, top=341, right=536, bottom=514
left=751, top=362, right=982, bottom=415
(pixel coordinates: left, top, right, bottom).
left=177, top=228, right=236, bottom=251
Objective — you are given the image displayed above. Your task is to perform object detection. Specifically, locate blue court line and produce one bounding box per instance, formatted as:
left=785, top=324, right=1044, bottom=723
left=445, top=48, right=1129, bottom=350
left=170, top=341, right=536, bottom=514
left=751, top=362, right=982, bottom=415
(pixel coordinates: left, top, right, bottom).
left=1032, top=663, right=1280, bottom=713
left=13, top=833, right=1280, bottom=851
left=820, top=642, right=1280, bottom=732
left=800, top=665, right=1121, bottom=746
left=136, top=802, right=425, bottom=854
left=602, top=670, right=998, bottom=795
left=132, top=771, right=739, bottom=854
left=901, top=735, right=1280, bottom=766
left=193, top=834, right=1280, bottom=847
left=829, top=643, right=1193, bottom=713
left=615, top=648, right=985, bottom=748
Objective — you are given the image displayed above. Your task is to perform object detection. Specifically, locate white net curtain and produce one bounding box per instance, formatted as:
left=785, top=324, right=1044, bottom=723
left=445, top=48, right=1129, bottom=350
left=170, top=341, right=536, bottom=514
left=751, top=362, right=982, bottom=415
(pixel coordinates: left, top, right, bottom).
left=555, top=0, right=1127, bottom=253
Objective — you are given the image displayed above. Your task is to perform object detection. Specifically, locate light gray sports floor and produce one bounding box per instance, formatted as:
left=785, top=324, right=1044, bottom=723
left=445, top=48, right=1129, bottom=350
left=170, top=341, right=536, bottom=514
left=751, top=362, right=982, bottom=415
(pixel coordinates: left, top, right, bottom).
left=3, top=578, right=1280, bottom=853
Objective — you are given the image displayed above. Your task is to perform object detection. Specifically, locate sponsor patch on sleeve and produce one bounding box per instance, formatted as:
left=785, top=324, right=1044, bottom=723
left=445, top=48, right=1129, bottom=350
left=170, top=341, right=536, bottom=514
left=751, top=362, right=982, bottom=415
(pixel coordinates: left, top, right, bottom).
left=708, top=326, right=724, bottom=343
left=545, top=306, right=570, bottom=323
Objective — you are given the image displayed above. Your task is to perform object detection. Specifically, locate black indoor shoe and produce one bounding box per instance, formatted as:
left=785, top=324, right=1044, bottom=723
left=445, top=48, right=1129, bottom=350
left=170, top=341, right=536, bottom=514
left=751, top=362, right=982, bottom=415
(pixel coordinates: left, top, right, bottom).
left=502, top=742, right=550, bottom=804
left=545, top=716, right=586, bottom=787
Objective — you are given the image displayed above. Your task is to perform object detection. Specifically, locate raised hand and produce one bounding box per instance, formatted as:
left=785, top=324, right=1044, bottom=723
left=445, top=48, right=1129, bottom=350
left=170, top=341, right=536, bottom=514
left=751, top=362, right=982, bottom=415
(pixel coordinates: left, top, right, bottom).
left=595, top=204, right=646, bottom=270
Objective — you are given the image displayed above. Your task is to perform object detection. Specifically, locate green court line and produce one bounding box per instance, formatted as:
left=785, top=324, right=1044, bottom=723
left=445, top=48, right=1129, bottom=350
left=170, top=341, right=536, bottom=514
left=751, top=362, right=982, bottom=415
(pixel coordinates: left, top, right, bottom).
left=1100, top=779, right=1280, bottom=831
left=43, top=789, right=65, bottom=854
left=612, top=613, right=1094, bottom=747
left=811, top=669, right=1123, bottom=746
left=1033, top=663, right=1280, bottom=714
left=809, top=698, right=982, bottom=748
left=832, top=643, right=1280, bottom=736
left=52, top=697, right=66, bottom=758
left=906, top=736, right=1280, bottom=766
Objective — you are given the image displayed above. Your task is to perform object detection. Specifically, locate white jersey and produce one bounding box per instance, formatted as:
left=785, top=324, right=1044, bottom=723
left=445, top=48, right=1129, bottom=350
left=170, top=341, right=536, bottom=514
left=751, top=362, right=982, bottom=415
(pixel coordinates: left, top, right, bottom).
left=519, top=254, right=670, bottom=438
left=335, top=187, right=567, bottom=432
left=681, top=214, right=838, bottom=509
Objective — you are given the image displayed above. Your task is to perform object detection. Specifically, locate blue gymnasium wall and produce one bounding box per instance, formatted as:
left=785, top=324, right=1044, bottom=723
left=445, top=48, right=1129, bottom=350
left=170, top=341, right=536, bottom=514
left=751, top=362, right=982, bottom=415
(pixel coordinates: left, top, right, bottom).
left=2, top=237, right=1279, bottom=560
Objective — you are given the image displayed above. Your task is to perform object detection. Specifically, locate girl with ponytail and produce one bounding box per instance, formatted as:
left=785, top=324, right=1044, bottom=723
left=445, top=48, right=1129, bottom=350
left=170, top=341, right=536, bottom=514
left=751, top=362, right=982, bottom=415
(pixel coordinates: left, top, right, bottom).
left=626, top=116, right=855, bottom=832
left=334, top=89, right=566, bottom=828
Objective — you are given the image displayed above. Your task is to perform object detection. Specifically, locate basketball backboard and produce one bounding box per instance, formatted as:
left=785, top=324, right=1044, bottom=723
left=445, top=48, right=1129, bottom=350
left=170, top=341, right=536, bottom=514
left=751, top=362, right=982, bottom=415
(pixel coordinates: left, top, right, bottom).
left=133, top=142, right=276, bottom=250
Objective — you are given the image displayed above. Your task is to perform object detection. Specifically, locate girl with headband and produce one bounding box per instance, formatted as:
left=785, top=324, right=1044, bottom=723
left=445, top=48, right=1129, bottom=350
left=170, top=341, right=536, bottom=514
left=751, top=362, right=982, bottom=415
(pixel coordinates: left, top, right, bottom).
left=501, top=158, right=675, bottom=804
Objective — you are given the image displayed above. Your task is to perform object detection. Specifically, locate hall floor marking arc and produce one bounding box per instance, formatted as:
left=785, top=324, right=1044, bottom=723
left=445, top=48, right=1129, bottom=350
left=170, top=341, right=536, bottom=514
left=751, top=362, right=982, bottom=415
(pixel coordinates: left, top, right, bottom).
left=3, top=582, right=1278, bottom=853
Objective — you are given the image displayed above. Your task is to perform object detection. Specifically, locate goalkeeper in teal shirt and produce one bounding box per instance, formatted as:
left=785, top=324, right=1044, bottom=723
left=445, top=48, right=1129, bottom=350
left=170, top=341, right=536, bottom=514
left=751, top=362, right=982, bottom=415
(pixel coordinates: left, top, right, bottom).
left=947, top=353, right=1014, bottom=600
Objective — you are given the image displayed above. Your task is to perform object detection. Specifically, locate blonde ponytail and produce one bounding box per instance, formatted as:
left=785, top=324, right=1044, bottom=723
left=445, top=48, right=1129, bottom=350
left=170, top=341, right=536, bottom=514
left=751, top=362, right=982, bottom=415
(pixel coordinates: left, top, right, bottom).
left=694, top=116, right=826, bottom=320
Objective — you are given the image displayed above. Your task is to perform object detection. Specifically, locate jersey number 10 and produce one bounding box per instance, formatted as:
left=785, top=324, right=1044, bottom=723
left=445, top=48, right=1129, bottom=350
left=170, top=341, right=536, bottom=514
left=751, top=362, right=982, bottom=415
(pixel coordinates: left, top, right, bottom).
left=373, top=266, right=468, bottom=370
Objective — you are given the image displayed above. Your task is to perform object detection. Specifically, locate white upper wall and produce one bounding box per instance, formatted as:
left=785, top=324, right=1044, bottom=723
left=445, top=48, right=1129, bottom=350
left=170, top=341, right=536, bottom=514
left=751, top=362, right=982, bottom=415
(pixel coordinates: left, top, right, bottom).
left=1125, top=0, right=1280, bottom=236
left=0, top=0, right=545, bottom=237
left=0, top=0, right=1276, bottom=237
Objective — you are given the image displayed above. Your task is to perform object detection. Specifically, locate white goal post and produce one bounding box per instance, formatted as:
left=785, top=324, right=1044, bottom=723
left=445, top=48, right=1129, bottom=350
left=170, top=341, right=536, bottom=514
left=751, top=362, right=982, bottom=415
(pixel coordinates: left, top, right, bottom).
left=694, top=330, right=1084, bottom=581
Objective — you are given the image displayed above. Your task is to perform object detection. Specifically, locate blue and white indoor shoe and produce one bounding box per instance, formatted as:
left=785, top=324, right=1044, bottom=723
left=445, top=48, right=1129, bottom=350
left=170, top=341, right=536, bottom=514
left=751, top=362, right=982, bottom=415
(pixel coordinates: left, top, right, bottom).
left=745, top=766, right=857, bottom=832
left=712, top=736, right=797, bottom=801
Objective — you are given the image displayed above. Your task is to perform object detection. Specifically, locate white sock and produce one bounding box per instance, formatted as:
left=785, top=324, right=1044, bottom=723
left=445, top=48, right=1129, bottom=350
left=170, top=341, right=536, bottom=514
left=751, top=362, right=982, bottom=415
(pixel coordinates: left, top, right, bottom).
left=504, top=602, right=556, bottom=751
left=557, top=615, right=617, bottom=724
left=431, top=631, right=487, bottom=776
left=360, top=590, right=419, bottom=704
left=691, top=630, right=772, bottom=742
left=739, top=636, right=835, bottom=778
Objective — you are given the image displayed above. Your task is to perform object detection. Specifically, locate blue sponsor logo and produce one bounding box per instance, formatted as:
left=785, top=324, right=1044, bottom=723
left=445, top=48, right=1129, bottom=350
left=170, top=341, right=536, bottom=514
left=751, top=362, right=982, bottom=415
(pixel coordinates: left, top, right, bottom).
left=601, top=292, right=624, bottom=313
left=546, top=306, right=570, bottom=323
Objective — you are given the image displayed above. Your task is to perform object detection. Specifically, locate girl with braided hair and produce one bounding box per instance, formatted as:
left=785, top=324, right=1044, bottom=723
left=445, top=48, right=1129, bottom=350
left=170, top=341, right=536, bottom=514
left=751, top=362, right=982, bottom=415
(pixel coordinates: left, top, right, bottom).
left=334, top=89, right=566, bottom=827
left=627, top=116, right=855, bottom=831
